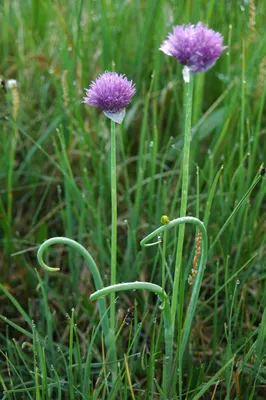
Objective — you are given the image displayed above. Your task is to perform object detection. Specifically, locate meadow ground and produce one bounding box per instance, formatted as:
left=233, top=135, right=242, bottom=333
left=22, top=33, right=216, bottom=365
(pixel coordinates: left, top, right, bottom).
left=0, top=0, right=266, bottom=398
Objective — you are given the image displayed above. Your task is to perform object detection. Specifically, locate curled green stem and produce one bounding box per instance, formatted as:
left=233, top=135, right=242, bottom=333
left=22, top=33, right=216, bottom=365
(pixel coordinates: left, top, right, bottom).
left=90, top=282, right=168, bottom=301
left=37, top=237, right=110, bottom=343
left=141, top=216, right=208, bottom=356
left=90, top=282, right=173, bottom=380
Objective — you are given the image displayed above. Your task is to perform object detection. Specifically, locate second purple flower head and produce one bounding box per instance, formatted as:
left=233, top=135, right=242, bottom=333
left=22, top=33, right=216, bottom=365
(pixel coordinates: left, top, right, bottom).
left=160, top=22, right=226, bottom=75
left=84, top=71, right=136, bottom=124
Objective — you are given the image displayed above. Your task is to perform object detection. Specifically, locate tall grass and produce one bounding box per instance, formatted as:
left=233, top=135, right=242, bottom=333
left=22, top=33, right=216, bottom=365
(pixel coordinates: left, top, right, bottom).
left=1, top=0, right=266, bottom=398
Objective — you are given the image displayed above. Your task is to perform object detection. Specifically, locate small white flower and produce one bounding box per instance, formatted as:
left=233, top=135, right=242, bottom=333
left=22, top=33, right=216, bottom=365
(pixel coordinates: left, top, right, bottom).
left=6, top=79, right=17, bottom=89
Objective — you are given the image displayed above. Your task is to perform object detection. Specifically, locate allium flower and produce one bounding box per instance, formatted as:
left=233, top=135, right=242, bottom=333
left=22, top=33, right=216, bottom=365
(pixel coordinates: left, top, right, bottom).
left=83, top=71, right=136, bottom=124
left=160, top=22, right=226, bottom=75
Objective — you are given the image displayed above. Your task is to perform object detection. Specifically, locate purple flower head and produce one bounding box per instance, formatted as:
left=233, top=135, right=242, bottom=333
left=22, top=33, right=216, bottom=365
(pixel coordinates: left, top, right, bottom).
left=160, top=22, right=226, bottom=74
left=84, top=71, right=136, bottom=124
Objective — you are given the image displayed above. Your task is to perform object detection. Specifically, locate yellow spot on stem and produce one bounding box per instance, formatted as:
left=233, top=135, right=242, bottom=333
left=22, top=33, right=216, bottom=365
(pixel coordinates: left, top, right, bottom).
left=161, top=215, right=170, bottom=225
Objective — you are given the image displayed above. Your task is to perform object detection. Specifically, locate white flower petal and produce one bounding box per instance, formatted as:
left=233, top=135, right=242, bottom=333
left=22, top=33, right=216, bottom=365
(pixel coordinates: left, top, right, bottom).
left=103, top=109, right=125, bottom=124
left=182, top=66, right=190, bottom=83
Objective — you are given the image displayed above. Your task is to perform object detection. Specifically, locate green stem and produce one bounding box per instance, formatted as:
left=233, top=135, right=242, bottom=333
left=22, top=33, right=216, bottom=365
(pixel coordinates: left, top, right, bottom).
left=91, top=282, right=168, bottom=301
left=173, top=72, right=193, bottom=397
left=110, top=120, right=117, bottom=334
left=171, top=75, right=194, bottom=328
left=141, top=216, right=208, bottom=392
left=161, top=230, right=167, bottom=292
left=90, top=281, right=173, bottom=383
left=37, top=237, right=109, bottom=337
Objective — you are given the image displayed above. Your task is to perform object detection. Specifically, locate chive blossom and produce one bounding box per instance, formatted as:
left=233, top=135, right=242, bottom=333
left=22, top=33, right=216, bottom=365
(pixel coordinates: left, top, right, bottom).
left=83, top=71, right=136, bottom=123
left=160, top=22, right=226, bottom=74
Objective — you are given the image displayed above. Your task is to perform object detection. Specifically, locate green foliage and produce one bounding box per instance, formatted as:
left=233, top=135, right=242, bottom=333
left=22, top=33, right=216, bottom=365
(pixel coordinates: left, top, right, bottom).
left=1, top=0, right=266, bottom=398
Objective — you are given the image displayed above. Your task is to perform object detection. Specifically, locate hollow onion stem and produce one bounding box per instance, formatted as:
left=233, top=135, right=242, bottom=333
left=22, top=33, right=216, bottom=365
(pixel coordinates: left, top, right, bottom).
left=171, top=75, right=194, bottom=330
left=90, top=281, right=173, bottom=390
left=37, top=237, right=117, bottom=373
left=141, top=216, right=208, bottom=360
left=110, top=120, right=117, bottom=333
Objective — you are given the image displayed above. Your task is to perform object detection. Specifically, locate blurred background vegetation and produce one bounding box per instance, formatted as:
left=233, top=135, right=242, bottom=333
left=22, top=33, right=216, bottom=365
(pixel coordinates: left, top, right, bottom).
left=0, top=0, right=266, bottom=398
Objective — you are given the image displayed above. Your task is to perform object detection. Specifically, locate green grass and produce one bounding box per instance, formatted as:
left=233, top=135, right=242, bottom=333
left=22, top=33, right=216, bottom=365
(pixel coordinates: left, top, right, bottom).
left=1, top=0, right=266, bottom=398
